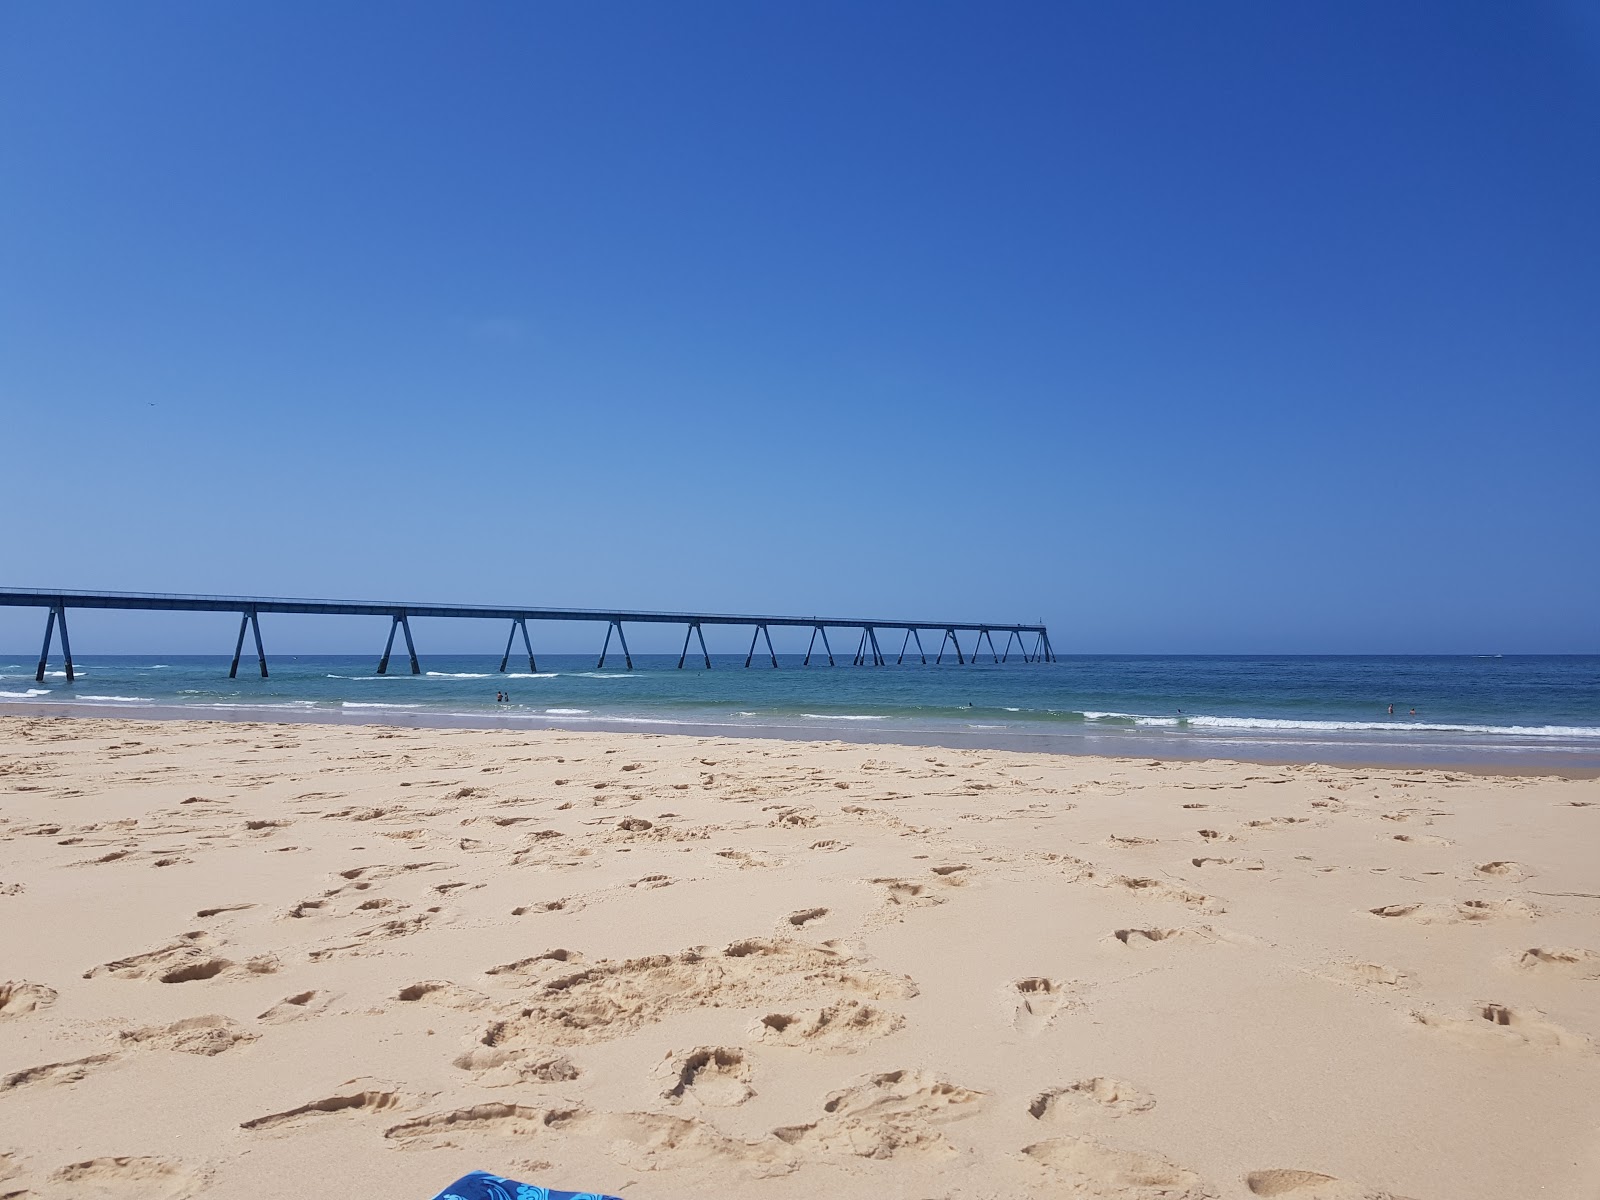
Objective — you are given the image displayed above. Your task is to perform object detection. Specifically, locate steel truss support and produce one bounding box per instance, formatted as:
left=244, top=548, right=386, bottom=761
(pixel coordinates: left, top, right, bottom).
left=1001, top=630, right=1029, bottom=663
left=976, top=628, right=1000, bottom=663
left=499, top=618, right=536, bottom=673
left=897, top=627, right=928, bottom=665
left=678, top=622, right=712, bottom=669
left=35, top=603, right=76, bottom=683
left=377, top=612, right=420, bottom=675
left=597, top=620, right=633, bottom=670
left=1028, top=632, right=1055, bottom=663
left=744, top=623, right=778, bottom=668
left=229, top=608, right=269, bottom=678
left=803, top=625, right=835, bottom=666
left=936, top=628, right=966, bottom=665
left=852, top=626, right=885, bottom=666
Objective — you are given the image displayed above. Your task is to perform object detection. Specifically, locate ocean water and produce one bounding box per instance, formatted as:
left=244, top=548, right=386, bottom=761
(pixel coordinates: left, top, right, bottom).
left=2, top=654, right=1598, bottom=768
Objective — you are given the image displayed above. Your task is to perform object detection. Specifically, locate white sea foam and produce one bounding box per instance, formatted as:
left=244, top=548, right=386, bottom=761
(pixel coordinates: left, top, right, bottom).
left=0, top=689, right=51, bottom=697
left=1184, top=715, right=1600, bottom=738
left=79, top=695, right=151, bottom=702
left=341, top=701, right=424, bottom=709
left=575, top=672, right=639, bottom=679
left=504, top=673, right=559, bottom=679
left=425, top=671, right=493, bottom=679
left=1082, top=711, right=1181, bottom=727
left=544, top=708, right=591, bottom=715
left=801, top=713, right=887, bottom=721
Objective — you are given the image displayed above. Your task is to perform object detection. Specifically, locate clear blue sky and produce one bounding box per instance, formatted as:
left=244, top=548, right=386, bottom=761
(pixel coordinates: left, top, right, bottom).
left=3, top=2, right=1597, bottom=655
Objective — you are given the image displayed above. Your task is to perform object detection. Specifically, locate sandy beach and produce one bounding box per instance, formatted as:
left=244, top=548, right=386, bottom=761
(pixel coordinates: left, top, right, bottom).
left=1, top=715, right=1596, bottom=1199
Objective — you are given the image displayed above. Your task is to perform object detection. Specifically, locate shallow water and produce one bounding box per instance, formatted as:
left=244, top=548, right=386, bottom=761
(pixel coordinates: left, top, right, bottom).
left=5, top=653, right=1598, bottom=768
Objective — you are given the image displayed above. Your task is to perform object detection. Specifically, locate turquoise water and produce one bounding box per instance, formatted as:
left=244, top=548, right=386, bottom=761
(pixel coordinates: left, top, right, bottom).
left=4, top=654, right=1598, bottom=768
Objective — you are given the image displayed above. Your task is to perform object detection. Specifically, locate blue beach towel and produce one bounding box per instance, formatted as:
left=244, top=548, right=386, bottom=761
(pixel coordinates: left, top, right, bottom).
left=430, top=1172, right=623, bottom=1200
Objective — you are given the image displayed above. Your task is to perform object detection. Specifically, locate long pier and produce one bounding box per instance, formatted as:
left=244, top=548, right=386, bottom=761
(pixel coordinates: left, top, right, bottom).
left=1, top=588, right=1055, bottom=682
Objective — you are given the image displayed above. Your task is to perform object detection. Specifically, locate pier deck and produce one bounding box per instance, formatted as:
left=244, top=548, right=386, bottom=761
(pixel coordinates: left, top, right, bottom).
left=1, top=588, right=1054, bottom=681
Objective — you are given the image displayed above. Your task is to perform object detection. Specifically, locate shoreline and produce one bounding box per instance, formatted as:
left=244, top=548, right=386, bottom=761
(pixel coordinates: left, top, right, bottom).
left=4, top=701, right=1597, bottom=779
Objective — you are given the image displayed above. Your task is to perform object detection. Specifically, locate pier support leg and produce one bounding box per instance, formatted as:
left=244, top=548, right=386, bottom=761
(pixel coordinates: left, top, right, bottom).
left=56, top=606, right=74, bottom=682
left=249, top=609, right=268, bottom=678
left=597, top=622, right=613, bottom=669
left=519, top=620, right=537, bottom=672
left=938, top=629, right=964, bottom=665
left=867, top=626, right=884, bottom=666
left=852, top=628, right=867, bottom=666
left=614, top=622, right=633, bottom=670
left=230, top=612, right=250, bottom=679
left=744, top=625, right=760, bottom=668
left=762, top=624, right=778, bottom=668
left=35, top=607, right=56, bottom=683
left=35, top=604, right=74, bottom=683
left=1000, top=630, right=1016, bottom=663
left=680, top=622, right=711, bottom=669
left=912, top=628, right=926, bottom=664
left=399, top=614, right=419, bottom=674
left=804, top=626, right=818, bottom=666
left=936, top=629, right=950, bottom=665
left=980, top=629, right=999, bottom=663
left=496, top=618, right=537, bottom=673
left=378, top=616, right=399, bottom=674
left=898, top=629, right=911, bottom=665
left=1041, top=631, right=1055, bottom=663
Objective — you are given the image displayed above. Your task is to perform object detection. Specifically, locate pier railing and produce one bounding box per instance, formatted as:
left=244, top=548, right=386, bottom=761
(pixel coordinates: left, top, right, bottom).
left=0, top=588, right=1054, bottom=682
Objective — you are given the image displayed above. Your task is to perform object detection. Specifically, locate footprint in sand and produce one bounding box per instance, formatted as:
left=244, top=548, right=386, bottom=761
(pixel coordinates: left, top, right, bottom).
left=870, top=877, right=946, bottom=908
left=49, top=1156, right=205, bottom=1199
left=1321, top=962, right=1413, bottom=989
left=753, top=1001, right=904, bottom=1053
left=83, top=934, right=280, bottom=984
left=1368, top=898, right=1537, bottom=924
left=658, top=1046, right=753, bottom=1107
left=1011, top=977, right=1074, bottom=1033
left=585, top=1109, right=796, bottom=1176
left=244, top=1082, right=406, bottom=1131
left=382, top=1102, right=576, bottom=1145
left=513, top=897, right=583, bottom=916
left=1514, top=947, right=1600, bottom=978
left=786, top=907, right=829, bottom=928
left=1472, top=860, right=1532, bottom=882
left=1, top=1053, right=120, bottom=1093
left=1104, top=876, right=1223, bottom=913
left=258, top=989, right=337, bottom=1023
left=0, top=980, right=58, bottom=1018
left=1111, top=926, right=1217, bottom=949
left=1411, top=1003, right=1593, bottom=1051
left=118, top=1015, right=256, bottom=1056
left=773, top=1069, right=983, bottom=1160
left=1022, top=1136, right=1210, bottom=1199
left=394, top=980, right=487, bottom=1009
left=1029, top=1077, right=1155, bottom=1121
left=1245, top=1167, right=1417, bottom=1198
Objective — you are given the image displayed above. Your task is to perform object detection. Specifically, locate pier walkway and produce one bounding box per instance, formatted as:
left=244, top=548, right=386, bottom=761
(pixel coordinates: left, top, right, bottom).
left=1, top=589, right=1055, bottom=682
